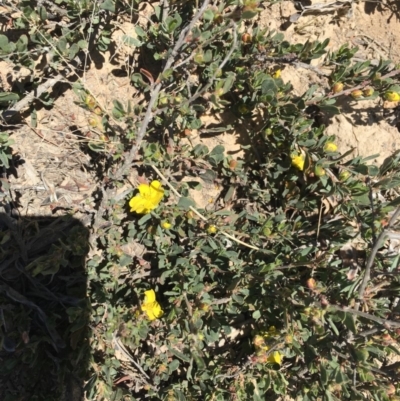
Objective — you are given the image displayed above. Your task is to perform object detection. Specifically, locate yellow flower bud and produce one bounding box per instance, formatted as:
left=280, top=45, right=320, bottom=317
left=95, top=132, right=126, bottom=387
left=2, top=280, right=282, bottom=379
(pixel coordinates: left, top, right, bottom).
left=194, top=52, right=204, bottom=64
left=207, top=225, right=217, bottom=234
left=161, top=221, right=172, bottom=229
left=314, top=165, right=326, bottom=177
left=85, top=95, right=97, bottom=110
left=339, top=170, right=350, bottom=181
left=324, top=142, right=338, bottom=152
left=272, top=69, right=281, bottom=79
left=384, top=91, right=400, bottom=102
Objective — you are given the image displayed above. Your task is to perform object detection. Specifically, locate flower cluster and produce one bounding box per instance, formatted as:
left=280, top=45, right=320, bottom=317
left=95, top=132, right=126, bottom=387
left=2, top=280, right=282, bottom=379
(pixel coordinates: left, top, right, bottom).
left=253, top=326, right=283, bottom=365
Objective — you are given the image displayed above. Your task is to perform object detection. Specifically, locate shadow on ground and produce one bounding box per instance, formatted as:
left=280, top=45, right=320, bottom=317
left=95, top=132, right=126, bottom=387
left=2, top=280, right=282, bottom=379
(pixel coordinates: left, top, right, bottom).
left=0, top=211, right=90, bottom=401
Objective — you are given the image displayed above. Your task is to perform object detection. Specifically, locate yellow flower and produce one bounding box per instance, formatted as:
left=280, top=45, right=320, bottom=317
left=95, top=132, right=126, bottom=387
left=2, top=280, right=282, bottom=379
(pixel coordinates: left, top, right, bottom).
left=268, top=351, right=282, bottom=365
left=141, top=289, right=163, bottom=321
left=161, top=221, right=171, bottom=229
left=385, top=91, right=400, bottom=102
left=324, top=142, right=338, bottom=152
left=291, top=154, right=305, bottom=171
left=272, top=69, right=281, bottom=79
left=129, top=180, right=164, bottom=214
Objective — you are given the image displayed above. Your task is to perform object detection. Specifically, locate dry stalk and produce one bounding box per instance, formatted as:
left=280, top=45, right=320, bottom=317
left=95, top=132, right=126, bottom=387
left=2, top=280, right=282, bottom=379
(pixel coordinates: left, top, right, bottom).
left=150, top=164, right=260, bottom=251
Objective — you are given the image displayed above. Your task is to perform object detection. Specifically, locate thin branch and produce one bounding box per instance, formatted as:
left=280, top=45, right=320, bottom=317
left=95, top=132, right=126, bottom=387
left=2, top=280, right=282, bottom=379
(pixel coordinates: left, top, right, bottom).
left=151, top=164, right=260, bottom=251
left=112, top=0, right=211, bottom=180
left=187, top=21, right=238, bottom=104
left=330, top=304, right=400, bottom=329
left=307, top=68, right=400, bottom=105
left=161, top=0, right=170, bottom=22
left=358, top=206, right=400, bottom=301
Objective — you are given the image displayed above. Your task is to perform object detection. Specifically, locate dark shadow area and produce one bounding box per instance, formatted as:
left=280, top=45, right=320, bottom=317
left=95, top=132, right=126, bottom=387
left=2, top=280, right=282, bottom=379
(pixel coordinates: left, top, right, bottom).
left=0, top=211, right=90, bottom=401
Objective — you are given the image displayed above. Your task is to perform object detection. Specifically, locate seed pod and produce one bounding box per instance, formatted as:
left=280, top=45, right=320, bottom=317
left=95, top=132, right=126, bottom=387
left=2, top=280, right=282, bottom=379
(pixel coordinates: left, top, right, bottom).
left=351, top=90, right=363, bottom=99
left=306, top=278, right=316, bottom=290
left=88, top=117, right=98, bottom=127
left=241, top=33, right=252, bottom=43
left=213, top=13, right=223, bottom=24
left=85, top=95, right=96, bottom=110
left=263, top=128, right=272, bottom=139
left=314, top=165, right=326, bottom=177
left=332, top=82, right=344, bottom=93
left=229, top=159, right=238, bottom=170
left=363, top=88, right=374, bottom=97
left=93, top=106, right=102, bottom=115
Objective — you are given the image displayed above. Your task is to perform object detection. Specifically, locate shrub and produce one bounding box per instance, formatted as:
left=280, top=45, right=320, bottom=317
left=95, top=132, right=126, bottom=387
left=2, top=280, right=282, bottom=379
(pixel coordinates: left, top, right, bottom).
left=1, top=1, right=400, bottom=400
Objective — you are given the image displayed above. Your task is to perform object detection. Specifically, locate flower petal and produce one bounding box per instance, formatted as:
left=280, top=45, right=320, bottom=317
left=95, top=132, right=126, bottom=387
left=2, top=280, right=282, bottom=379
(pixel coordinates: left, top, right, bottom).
left=149, top=180, right=164, bottom=204
left=144, top=289, right=156, bottom=304
left=149, top=302, right=163, bottom=320
left=268, top=351, right=282, bottom=365
left=138, top=183, right=151, bottom=197
left=129, top=196, right=150, bottom=214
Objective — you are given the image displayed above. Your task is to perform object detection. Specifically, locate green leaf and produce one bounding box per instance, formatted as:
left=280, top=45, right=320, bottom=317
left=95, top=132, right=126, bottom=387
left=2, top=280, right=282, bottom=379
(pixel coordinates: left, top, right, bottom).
left=16, top=35, right=28, bottom=53
left=261, top=77, right=278, bottom=95
left=37, top=6, right=48, bottom=20
left=57, top=37, right=67, bottom=53
left=343, top=312, right=357, bottom=334
left=122, top=35, right=141, bottom=47
left=168, top=359, right=180, bottom=374
left=135, top=25, right=146, bottom=38
left=119, top=254, right=131, bottom=267
left=327, top=317, right=339, bottom=336
left=242, top=8, right=259, bottom=19
left=0, top=92, right=19, bottom=103
left=0, top=34, right=9, bottom=49
left=0, top=151, right=10, bottom=168
left=31, top=108, right=37, bottom=128
left=100, top=0, right=115, bottom=12
left=319, top=104, right=341, bottom=115
left=168, top=346, right=191, bottom=362
left=138, top=213, right=152, bottom=225
left=177, top=197, right=196, bottom=210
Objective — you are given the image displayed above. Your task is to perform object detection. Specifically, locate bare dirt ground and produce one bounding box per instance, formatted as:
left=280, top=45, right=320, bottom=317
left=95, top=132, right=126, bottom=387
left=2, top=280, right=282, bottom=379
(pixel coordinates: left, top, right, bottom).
left=263, top=0, right=400, bottom=165
left=2, top=0, right=400, bottom=220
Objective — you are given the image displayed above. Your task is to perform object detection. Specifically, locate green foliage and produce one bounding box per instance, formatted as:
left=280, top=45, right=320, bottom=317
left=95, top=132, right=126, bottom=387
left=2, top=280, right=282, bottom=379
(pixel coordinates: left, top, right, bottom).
left=0, top=133, right=14, bottom=169
left=1, top=1, right=400, bottom=401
